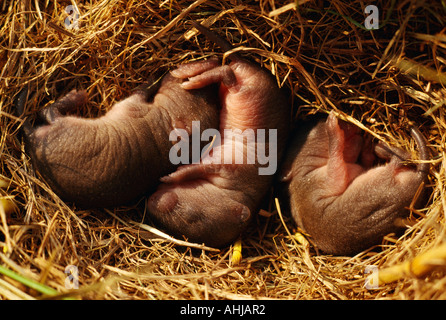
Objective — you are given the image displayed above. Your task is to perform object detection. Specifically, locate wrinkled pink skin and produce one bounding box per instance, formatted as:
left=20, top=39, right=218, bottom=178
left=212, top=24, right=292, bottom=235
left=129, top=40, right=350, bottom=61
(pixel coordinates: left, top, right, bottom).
left=19, top=63, right=220, bottom=207
left=281, top=112, right=429, bottom=255
left=147, top=59, right=290, bottom=247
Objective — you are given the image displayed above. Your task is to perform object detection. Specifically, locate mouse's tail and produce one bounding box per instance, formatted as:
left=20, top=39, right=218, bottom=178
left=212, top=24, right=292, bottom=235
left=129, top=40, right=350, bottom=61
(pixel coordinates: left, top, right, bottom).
left=410, top=126, right=430, bottom=177
left=14, top=86, right=34, bottom=137
left=191, top=21, right=239, bottom=57
left=15, top=87, right=28, bottom=117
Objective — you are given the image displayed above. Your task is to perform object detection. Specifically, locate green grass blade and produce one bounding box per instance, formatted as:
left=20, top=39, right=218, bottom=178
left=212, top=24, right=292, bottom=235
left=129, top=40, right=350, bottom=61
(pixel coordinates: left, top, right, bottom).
left=0, top=264, right=59, bottom=297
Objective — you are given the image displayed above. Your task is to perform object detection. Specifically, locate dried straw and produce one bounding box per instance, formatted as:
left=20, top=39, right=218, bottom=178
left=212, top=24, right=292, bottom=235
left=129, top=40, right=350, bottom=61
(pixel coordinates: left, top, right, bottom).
left=1, top=0, right=446, bottom=299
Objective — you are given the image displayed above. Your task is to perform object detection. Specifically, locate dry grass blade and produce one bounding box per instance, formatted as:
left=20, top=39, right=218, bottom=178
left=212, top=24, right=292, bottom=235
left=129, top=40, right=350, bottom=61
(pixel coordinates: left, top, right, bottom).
left=129, top=220, right=220, bottom=252
left=0, top=0, right=446, bottom=300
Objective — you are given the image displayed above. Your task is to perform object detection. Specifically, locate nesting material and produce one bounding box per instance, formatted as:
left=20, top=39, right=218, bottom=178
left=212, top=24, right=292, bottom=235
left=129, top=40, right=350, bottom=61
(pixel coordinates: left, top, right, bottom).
left=1, top=0, right=446, bottom=299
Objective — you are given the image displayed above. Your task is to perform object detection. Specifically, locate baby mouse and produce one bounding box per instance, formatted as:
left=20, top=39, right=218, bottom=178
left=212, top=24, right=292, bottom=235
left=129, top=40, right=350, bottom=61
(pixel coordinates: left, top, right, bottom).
left=16, top=63, right=221, bottom=208
left=147, top=22, right=290, bottom=247
left=280, top=112, right=430, bottom=255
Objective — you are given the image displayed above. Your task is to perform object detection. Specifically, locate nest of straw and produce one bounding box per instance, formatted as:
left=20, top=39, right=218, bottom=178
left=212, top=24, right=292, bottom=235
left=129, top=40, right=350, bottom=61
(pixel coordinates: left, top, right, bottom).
left=0, top=0, right=446, bottom=300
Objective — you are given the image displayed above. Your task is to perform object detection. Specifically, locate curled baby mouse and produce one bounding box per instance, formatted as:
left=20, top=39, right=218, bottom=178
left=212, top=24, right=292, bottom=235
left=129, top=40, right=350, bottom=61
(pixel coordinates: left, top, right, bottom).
left=16, top=63, right=221, bottom=208
left=281, top=112, right=430, bottom=256
left=147, top=23, right=290, bottom=247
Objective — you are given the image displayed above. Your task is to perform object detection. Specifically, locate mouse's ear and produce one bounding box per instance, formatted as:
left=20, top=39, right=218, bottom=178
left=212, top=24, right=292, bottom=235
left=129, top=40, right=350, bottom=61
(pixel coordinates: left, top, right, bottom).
left=39, top=89, right=88, bottom=123
left=132, top=75, right=164, bottom=102
left=147, top=189, right=179, bottom=216
left=278, top=154, right=295, bottom=182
